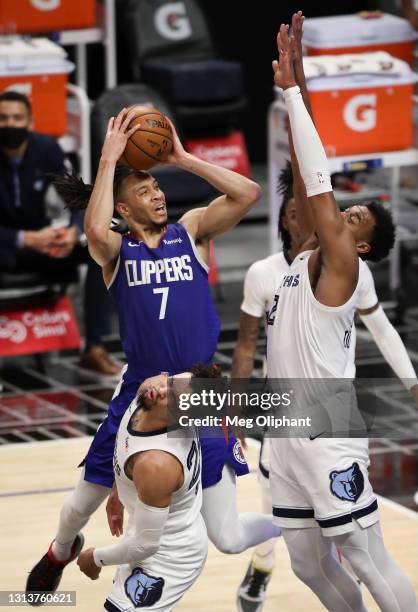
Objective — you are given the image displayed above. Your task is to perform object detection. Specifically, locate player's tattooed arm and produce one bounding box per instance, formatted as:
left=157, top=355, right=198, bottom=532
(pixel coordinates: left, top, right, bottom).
left=231, top=311, right=262, bottom=379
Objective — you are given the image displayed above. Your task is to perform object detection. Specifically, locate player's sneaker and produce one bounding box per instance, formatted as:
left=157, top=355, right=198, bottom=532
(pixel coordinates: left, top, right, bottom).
left=25, top=534, right=85, bottom=606
left=237, top=561, right=272, bottom=612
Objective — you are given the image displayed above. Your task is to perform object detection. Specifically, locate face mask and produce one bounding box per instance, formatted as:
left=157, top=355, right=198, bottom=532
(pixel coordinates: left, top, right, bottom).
left=0, top=126, right=29, bottom=149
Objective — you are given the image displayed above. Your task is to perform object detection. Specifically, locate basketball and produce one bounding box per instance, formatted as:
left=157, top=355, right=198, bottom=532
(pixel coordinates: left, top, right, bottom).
left=121, top=105, right=173, bottom=171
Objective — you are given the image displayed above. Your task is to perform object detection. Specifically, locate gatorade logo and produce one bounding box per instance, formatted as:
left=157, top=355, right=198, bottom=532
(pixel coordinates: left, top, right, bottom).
left=343, top=94, right=377, bottom=132
left=154, top=2, right=192, bottom=41
left=30, top=0, right=60, bottom=10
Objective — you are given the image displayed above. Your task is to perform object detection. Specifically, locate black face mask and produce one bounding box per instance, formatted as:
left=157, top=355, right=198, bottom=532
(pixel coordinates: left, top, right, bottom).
left=0, top=126, right=29, bottom=149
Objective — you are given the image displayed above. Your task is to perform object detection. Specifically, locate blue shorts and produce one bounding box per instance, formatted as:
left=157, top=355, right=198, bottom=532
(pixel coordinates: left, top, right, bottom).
left=79, top=376, right=139, bottom=488
left=80, top=377, right=250, bottom=490
left=200, top=435, right=249, bottom=489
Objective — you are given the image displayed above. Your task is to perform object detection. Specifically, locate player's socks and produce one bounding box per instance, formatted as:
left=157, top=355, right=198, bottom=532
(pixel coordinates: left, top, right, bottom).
left=51, top=540, right=73, bottom=562
left=25, top=534, right=84, bottom=606
left=237, top=560, right=272, bottom=612
left=252, top=549, right=274, bottom=572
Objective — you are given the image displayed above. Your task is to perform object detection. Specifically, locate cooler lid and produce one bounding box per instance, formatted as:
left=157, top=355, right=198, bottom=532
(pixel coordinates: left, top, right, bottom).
left=303, top=51, right=416, bottom=87
left=303, top=52, right=418, bottom=90
left=0, top=37, right=73, bottom=74
left=303, top=12, right=417, bottom=49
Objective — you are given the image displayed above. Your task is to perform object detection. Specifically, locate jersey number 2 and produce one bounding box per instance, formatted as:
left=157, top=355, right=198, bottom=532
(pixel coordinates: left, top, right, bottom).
left=153, top=287, right=169, bottom=320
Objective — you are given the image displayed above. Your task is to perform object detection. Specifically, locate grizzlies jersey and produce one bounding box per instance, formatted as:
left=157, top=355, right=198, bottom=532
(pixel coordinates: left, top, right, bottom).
left=246, top=251, right=378, bottom=378
left=106, top=400, right=207, bottom=611
left=114, top=399, right=204, bottom=536
left=266, top=252, right=379, bottom=535
left=108, top=223, right=220, bottom=381
left=267, top=250, right=369, bottom=379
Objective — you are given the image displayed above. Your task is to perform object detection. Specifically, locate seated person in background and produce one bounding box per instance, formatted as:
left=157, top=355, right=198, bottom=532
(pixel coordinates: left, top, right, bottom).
left=0, top=90, right=120, bottom=376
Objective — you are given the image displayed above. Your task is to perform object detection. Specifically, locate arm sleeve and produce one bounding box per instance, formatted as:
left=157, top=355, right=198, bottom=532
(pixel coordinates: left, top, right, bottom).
left=360, top=306, right=418, bottom=390
left=357, top=263, right=378, bottom=310
left=241, top=261, right=269, bottom=319
left=93, top=498, right=169, bottom=567
left=283, top=86, right=332, bottom=197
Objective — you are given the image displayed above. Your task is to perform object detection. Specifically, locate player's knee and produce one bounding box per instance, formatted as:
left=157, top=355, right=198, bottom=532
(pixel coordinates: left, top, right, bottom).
left=63, top=495, right=93, bottom=521
left=339, top=548, right=374, bottom=584
left=290, top=558, right=322, bottom=587
left=209, top=526, right=244, bottom=554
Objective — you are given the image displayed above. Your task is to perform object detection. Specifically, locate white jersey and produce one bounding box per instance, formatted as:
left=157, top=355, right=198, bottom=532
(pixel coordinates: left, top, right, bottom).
left=243, top=250, right=378, bottom=475
left=242, top=250, right=377, bottom=377
left=241, top=252, right=290, bottom=325
left=107, top=400, right=207, bottom=611
left=265, top=252, right=380, bottom=534
left=267, top=251, right=376, bottom=379
left=114, top=400, right=204, bottom=542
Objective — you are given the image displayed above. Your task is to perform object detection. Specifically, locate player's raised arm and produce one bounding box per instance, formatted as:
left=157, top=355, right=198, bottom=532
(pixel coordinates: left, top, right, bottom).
left=163, top=120, right=261, bottom=241
left=287, top=11, right=316, bottom=247
left=84, top=108, right=140, bottom=267
left=274, top=24, right=358, bottom=303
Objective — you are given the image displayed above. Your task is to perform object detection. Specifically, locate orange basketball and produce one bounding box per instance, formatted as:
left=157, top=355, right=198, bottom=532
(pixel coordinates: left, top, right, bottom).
left=122, top=106, right=173, bottom=171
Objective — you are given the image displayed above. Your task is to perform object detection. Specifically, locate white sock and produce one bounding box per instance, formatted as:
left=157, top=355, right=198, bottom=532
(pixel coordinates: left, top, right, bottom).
left=252, top=478, right=276, bottom=571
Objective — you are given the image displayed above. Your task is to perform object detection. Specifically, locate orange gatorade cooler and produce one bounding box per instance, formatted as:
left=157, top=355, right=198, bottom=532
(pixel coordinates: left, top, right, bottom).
left=0, top=38, right=74, bottom=136
left=0, top=0, right=96, bottom=34
left=303, top=12, right=417, bottom=67
left=302, top=52, right=418, bottom=156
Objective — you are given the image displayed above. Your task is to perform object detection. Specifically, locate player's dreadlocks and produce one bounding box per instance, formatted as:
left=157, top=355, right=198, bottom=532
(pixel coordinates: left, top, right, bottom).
left=51, top=166, right=151, bottom=215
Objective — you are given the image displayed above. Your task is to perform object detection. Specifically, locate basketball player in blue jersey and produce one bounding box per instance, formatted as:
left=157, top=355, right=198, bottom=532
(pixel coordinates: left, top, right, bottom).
left=26, top=109, right=280, bottom=601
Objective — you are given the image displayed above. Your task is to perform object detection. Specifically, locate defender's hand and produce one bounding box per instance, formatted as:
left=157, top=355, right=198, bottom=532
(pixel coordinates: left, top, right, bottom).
left=291, top=11, right=305, bottom=66
left=272, top=24, right=297, bottom=90
left=77, top=548, right=101, bottom=580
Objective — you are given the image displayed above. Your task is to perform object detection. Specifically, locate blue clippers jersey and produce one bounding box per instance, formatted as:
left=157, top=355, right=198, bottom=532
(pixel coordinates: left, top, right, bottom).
left=108, top=223, right=220, bottom=381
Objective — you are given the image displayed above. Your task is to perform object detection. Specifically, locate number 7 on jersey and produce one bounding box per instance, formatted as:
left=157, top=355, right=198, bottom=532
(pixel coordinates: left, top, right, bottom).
left=153, top=287, right=169, bottom=320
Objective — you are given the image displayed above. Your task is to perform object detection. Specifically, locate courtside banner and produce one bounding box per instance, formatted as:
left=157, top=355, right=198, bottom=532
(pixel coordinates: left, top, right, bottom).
left=186, top=131, right=251, bottom=177
left=167, top=377, right=418, bottom=439
left=0, top=296, right=81, bottom=356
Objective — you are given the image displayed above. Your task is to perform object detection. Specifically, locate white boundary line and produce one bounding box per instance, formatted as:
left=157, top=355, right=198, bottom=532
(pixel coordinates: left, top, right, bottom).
left=376, top=494, right=418, bottom=522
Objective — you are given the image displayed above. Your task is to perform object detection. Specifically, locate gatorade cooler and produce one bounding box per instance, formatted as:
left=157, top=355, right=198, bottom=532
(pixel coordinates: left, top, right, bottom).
left=299, top=52, right=418, bottom=156
left=0, top=38, right=74, bottom=136
left=303, top=13, right=417, bottom=67
left=0, top=0, right=96, bottom=34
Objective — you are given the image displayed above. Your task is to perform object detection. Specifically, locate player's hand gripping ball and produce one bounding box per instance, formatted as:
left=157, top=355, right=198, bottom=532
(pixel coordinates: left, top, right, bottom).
left=120, top=106, right=173, bottom=171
